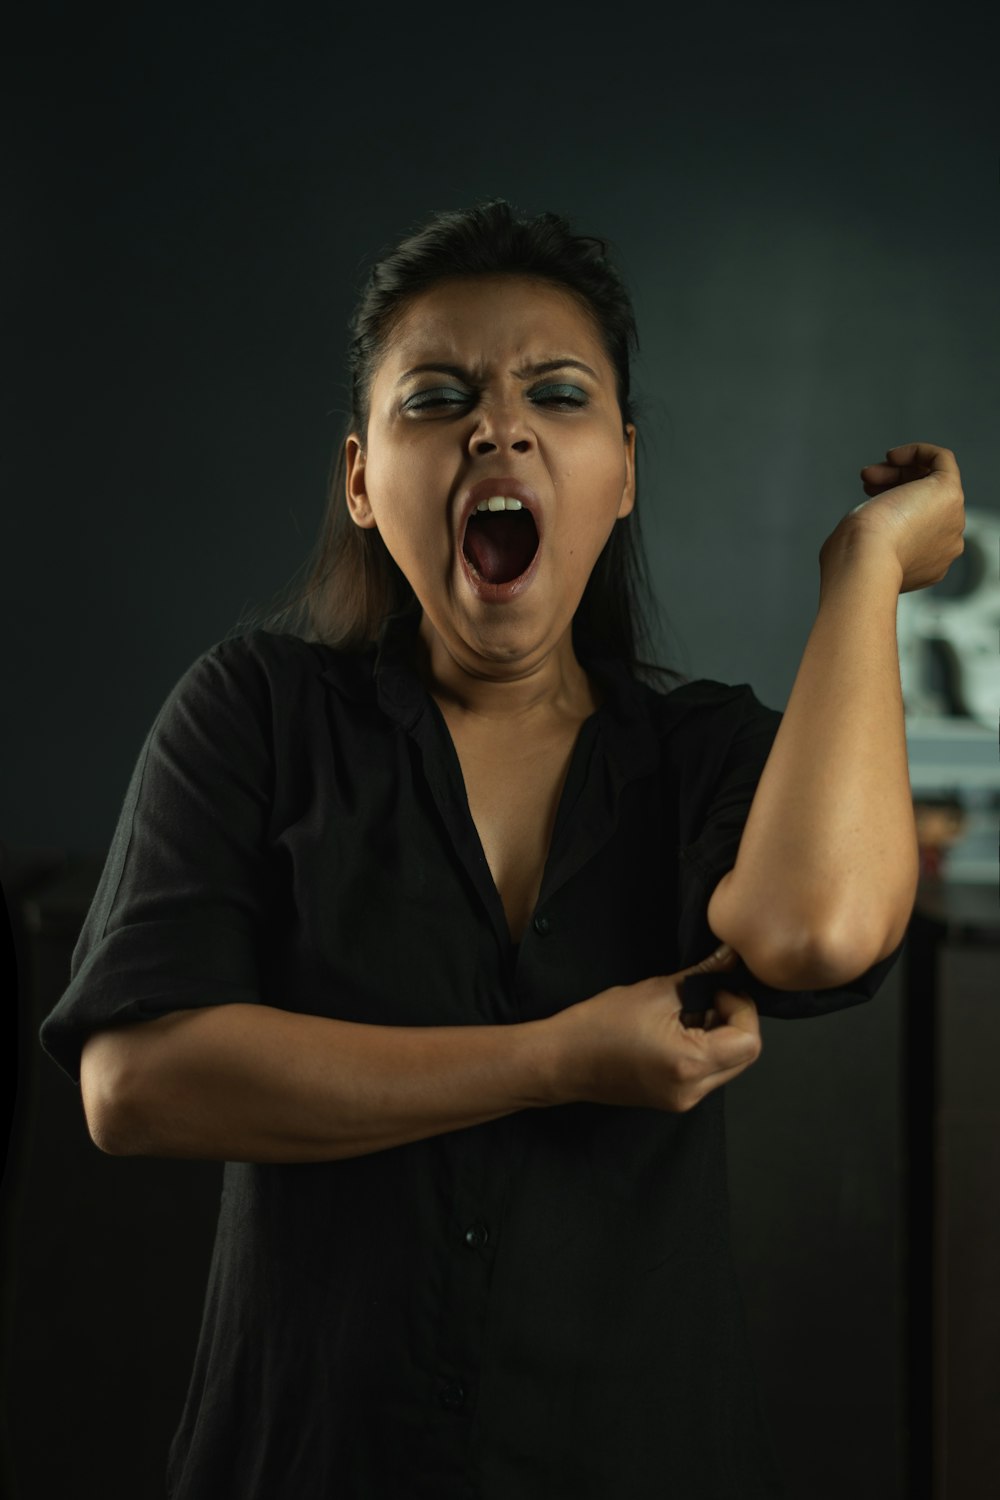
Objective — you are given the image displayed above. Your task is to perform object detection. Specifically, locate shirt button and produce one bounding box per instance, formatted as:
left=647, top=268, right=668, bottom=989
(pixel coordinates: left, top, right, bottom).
left=439, top=1380, right=466, bottom=1412
left=533, top=913, right=552, bottom=935
left=463, top=1221, right=489, bottom=1249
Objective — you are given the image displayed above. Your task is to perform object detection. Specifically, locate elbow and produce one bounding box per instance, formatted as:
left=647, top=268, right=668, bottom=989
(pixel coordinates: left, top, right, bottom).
left=86, top=1115, right=137, bottom=1158
left=710, top=871, right=913, bottom=992
left=80, top=1030, right=154, bottom=1156
left=740, top=938, right=867, bottom=992
left=739, top=917, right=901, bottom=992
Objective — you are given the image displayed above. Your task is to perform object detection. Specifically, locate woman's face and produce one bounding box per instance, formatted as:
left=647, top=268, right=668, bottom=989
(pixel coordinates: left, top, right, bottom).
left=345, top=274, right=635, bottom=684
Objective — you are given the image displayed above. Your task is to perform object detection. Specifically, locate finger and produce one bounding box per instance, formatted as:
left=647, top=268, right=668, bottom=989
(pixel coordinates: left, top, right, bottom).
left=681, top=943, right=739, bottom=977
left=680, top=992, right=759, bottom=1068
left=711, top=988, right=758, bottom=1025
left=859, top=445, right=960, bottom=502
left=859, top=454, right=940, bottom=500
left=680, top=1006, right=718, bottom=1032
left=689, top=1049, right=761, bottom=1103
left=691, top=997, right=762, bottom=1092
left=859, top=461, right=931, bottom=490
left=860, top=462, right=924, bottom=479
left=679, top=1007, right=716, bottom=1030
left=882, top=442, right=958, bottom=474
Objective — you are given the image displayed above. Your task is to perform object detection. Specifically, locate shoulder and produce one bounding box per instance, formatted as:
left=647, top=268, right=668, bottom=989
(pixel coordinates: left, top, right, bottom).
left=634, top=674, right=780, bottom=743
left=129, top=633, right=376, bottom=783
left=162, top=630, right=374, bottom=717
left=183, top=628, right=343, bottom=683
left=625, top=675, right=784, bottom=804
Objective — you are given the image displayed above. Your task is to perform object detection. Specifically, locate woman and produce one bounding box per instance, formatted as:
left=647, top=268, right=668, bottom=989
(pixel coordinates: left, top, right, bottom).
left=41, top=199, right=964, bottom=1498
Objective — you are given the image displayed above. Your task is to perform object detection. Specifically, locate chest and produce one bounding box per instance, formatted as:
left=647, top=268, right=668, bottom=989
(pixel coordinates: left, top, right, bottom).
left=441, top=717, right=584, bottom=946
left=277, top=687, right=683, bottom=1026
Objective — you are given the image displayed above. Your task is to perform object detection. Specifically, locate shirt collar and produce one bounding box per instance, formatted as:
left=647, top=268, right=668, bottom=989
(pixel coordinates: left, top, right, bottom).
left=372, top=601, right=430, bottom=729
left=322, top=600, right=662, bottom=788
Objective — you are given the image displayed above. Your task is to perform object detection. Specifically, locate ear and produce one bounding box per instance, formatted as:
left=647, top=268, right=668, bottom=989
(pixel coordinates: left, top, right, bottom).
left=344, top=433, right=377, bottom=529
left=617, top=423, right=637, bottom=520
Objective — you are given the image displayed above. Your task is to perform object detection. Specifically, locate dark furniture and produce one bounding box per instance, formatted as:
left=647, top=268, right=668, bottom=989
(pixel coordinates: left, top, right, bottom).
left=903, top=880, right=1000, bottom=1500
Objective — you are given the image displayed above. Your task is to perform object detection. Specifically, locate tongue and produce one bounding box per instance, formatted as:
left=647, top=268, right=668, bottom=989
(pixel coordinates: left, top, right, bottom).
left=463, top=511, right=539, bottom=584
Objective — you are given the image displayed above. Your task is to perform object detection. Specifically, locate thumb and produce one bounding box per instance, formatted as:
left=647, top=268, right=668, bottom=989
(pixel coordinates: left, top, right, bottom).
left=681, top=943, right=739, bottom=977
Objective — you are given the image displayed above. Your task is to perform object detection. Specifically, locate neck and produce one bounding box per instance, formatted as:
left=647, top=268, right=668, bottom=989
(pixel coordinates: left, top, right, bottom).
left=412, top=612, right=600, bottom=727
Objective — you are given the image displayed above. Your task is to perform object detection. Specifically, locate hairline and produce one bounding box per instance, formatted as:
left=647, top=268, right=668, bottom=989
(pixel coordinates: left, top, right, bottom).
left=357, top=271, right=626, bottom=448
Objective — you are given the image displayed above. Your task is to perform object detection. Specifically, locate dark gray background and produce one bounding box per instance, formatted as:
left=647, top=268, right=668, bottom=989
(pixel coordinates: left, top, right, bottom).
left=6, top=1, right=997, bottom=853
left=4, top=2, right=997, bottom=1497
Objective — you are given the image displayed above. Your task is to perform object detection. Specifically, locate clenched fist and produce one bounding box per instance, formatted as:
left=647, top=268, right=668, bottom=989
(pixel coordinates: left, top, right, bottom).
left=825, top=441, right=966, bottom=594
left=550, top=946, right=762, bottom=1114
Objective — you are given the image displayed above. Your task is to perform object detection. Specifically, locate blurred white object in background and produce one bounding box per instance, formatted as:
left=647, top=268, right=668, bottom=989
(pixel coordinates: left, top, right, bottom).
left=898, top=506, right=1000, bottom=729
left=898, top=506, right=999, bottom=885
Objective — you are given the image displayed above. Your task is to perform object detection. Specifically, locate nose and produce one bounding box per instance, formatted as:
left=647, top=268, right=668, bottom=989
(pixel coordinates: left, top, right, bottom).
left=468, top=394, right=533, bottom=456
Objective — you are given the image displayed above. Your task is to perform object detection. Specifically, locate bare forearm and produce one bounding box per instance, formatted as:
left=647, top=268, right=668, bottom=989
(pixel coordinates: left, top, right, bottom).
left=81, top=1003, right=561, bottom=1163
left=709, top=528, right=919, bottom=983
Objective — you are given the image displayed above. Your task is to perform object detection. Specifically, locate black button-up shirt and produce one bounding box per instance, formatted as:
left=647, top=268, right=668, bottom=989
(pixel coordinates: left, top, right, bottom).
left=41, top=602, right=902, bottom=1499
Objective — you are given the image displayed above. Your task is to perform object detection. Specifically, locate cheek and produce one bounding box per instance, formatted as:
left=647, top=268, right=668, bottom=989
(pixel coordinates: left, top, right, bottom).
left=366, top=445, right=447, bottom=553
left=373, top=499, right=452, bottom=587
left=378, top=511, right=432, bottom=566
left=380, top=446, right=475, bottom=580
left=556, top=450, right=629, bottom=550
left=362, top=458, right=420, bottom=552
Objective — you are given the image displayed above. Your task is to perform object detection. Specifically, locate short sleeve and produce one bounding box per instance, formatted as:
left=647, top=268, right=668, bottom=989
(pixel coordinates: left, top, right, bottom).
left=40, top=637, right=279, bottom=1082
left=672, top=681, right=904, bottom=1019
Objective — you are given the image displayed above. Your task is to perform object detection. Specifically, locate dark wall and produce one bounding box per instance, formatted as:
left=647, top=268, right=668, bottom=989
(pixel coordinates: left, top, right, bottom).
left=4, top=3, right=997, bottom=1498
left=5, top=2, right=996, bottom=853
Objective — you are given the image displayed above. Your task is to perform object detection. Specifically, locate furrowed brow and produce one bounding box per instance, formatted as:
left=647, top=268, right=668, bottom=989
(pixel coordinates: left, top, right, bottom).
left=395, top=363, right=469, bottom=385
left=518, top=358, right=598, bottom=380
left=396, top=358, right=598, bottom=385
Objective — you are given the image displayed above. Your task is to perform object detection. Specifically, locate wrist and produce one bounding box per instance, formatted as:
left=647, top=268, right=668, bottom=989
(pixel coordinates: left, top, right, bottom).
left=818, top=518, right=904, bottom=597
left=514, top=1014, right=576, bottom=1109
left=527, top=1009, right=588, bottom=1108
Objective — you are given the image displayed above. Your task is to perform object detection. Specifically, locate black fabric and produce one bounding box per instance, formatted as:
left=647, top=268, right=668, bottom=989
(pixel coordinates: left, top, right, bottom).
left=41, top=602, right=902, bottom=1499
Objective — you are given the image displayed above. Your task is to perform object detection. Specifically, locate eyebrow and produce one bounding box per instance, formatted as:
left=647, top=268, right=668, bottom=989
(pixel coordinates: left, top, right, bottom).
left=395, top=357, right=599, bottom=386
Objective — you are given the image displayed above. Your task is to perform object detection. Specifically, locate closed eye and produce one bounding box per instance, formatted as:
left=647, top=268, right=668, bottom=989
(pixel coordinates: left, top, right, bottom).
left=404, top=384, right=589, bottom=413
left=401, top=387, right=470, bottom=411
left=533, top=384, right=588, bottom=408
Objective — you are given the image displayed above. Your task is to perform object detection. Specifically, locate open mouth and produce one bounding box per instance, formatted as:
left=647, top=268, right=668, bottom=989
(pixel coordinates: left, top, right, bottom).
left=462, top=508, right=540, bottom=584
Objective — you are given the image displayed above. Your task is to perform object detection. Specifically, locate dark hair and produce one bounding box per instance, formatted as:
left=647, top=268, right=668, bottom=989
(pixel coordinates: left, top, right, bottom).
left=233, top=198, right=685, bottom=687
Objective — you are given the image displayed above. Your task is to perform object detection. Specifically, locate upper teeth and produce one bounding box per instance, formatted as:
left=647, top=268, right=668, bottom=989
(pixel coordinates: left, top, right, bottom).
left=475, top=496, right=524, bottom=512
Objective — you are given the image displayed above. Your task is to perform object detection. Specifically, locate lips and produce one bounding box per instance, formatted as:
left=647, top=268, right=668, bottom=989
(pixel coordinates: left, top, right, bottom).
left=455, top=476, right=544, bottom=602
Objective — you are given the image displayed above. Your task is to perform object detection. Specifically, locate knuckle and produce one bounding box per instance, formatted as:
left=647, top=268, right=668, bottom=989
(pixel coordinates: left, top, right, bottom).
left=671, top=1054, right=701, bottom=1086
left=674, top=1084, right=702, bottom=1114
